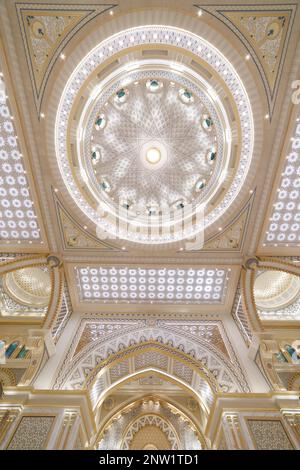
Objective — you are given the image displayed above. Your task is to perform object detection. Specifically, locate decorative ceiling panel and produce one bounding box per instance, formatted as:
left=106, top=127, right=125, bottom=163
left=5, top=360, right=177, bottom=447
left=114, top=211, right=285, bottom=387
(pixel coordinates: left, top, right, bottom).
left=73, top=321, right=140, bottom=357
left=55, top=322, right=247, bottom=393
left=0, top=62, right=44, bottom=248
left=55, top=25, right=254, bottom=245
left=262, top=116, right=300, bottom=248
left=135, top=351, right=169, bottom=372
left=197, top=4, right=297, bottom=114
left=192, top=193, right=254, bottom=252
left=109, top=359, right=130, bottom=384
left=68, top=318, right=235, bottom=369
left=54, top=193, right=123, bottom=252
left=16, top=3, right=118, bottom=112
left=160, top=320, right=231, bottom=360
left=86, top=72, right=221, bottom=214
left=74, top=266, right=230, bottom=304
left=52, top=314, right=249, bottom=393
left=221, top=11, right=291, bottom=92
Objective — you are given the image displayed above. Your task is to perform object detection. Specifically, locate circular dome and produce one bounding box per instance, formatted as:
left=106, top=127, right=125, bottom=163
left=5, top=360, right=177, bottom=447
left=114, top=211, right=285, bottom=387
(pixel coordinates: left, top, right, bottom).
left=82, top=67, right=225, bottom=225
left=55, top=25, right=254, bottom=244
left=3, top=267, right=51, bottom=308
left=254, top=271, right=300, bottom=311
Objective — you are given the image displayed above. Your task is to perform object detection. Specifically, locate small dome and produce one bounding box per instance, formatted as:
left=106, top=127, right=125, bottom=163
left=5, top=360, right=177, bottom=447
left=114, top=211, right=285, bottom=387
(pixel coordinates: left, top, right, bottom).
left=254, top=270, right=300, bottom=311
left=3, top=267, right=51, bottom=308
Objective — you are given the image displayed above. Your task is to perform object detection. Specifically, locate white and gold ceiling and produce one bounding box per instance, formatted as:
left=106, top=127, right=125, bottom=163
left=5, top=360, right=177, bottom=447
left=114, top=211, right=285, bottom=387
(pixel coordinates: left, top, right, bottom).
left=0, top=0, right=300, bottom=450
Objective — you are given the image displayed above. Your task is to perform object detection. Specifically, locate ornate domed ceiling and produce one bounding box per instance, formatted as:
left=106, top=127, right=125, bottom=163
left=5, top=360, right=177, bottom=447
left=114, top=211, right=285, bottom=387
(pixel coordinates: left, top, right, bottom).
left=85, top=69, right=221, bottom=216
left=55, top=26, right=254, bottom=244
left=1, top=0, right=300, bottom=453
left=254, top=270, right=300, bottom=311
left=3, top=267, right=51, bottom=308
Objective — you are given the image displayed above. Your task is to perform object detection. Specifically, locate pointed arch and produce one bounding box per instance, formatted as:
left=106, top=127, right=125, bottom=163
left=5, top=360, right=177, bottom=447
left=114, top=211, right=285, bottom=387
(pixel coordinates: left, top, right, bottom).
left=56, top=325, right=248, bottom=394
left=95, top=394, right=207, bottom=450
left=85, top=340, right=219, bottom=397
left=92, top=368, right=212, bottom=421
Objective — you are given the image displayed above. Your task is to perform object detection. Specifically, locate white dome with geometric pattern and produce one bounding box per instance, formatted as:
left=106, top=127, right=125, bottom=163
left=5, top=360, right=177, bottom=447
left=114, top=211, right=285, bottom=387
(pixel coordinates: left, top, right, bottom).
left=3, top=267, right=51, bottom=308
left=254, top=270, right=300, bottom=311
left=85, top=68, right=222, bottom=217
left=56, top=26, right=254, bottom=245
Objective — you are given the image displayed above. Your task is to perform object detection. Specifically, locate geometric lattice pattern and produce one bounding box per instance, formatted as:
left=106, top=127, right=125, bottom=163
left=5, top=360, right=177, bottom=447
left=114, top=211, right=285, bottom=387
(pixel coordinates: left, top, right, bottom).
left=7, top=416, right=55, bottom=450
left=135, top=351, right=168, bottom=372
left=128, top=425, right=171, bottom=450
left=263, top=120, right=300, bottom=247
left=173, top=360, right=194, bottom=384
left=55, top=322, right=248, bottom=397
left=88, top=74, right=219, bottom=214
left=247, top=419, right=294, bottom=450
left=75, top=266, right=230, bottom=304
left=122, top=415, right=179, bottom=450
left=0, top=64, right=41, bottom=245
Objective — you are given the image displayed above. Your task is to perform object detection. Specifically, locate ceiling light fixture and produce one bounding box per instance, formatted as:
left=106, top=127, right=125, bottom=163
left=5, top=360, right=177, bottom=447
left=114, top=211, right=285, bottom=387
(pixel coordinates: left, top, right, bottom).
left=146, top=147, right=161, bottom=164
